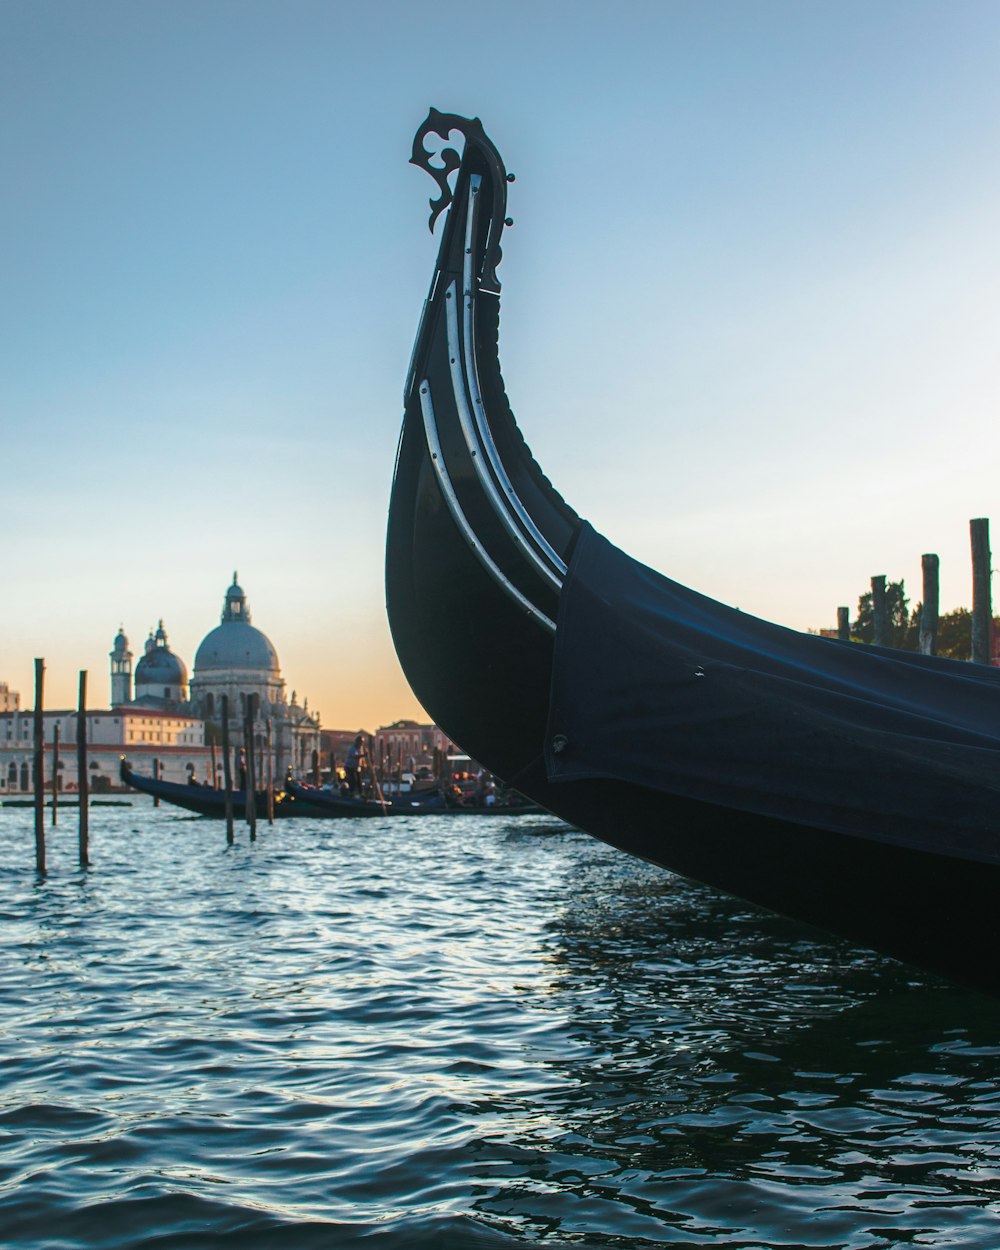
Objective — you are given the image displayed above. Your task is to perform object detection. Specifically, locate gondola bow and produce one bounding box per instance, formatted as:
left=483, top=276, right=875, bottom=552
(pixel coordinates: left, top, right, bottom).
left=386, top=110, right=1000, bottom=994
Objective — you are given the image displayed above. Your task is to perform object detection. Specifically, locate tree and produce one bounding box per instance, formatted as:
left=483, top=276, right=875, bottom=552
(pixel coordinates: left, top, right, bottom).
left=853, top=580, right=918, bottom=650
left=934, top=608, right=973, bottom=660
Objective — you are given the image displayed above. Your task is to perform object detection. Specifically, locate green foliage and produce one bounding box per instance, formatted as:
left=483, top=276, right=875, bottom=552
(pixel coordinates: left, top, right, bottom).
left=923, top=609, right=1000, bottom=660
left=933, top=608, right=972, bottom=661
left=849, top=595, right=998, bottom=660
left=853, top=580, right=917, bottom=650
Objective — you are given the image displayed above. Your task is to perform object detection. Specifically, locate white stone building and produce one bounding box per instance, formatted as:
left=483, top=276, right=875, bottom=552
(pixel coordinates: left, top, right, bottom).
left=0, top=706, right=209, bottom=795
left=1, top=576, right=321, bottom=796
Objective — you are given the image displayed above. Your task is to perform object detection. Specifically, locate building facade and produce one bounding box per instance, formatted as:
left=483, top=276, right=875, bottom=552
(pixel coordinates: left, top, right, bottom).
left=373, top=719, right=455, bottom=768
left=0, top=575, right=321, bottom=796
left=0, top=706, right=209, bottom=794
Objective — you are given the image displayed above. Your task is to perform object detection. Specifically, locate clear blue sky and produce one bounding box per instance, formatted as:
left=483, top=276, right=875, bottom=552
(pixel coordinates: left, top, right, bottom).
left=3, top=1, right=999, bottom=725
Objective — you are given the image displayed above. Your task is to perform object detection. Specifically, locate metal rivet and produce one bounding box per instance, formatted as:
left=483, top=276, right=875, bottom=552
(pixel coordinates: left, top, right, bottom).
left=504, top=217, right=513, bottom=226
left=552, top=734, right=569, bottom=754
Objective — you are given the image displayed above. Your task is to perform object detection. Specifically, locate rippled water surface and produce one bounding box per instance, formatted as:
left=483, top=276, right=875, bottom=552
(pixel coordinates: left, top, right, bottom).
left=3, top=804, right=1000, bottom=1248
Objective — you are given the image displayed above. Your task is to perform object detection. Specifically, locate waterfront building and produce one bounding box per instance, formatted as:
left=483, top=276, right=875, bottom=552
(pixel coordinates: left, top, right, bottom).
left=374, top=719, right=455, bottom=768
left=0, top=575, right=320, bottom=796
left=0, top=706, right=209, bottom=794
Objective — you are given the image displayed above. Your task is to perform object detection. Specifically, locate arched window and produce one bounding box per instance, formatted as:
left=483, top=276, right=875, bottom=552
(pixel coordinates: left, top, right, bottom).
left=7, top=763, right=16, bottom=787
left=206, top=693, right=215, bottom=717
left=20, top=762, right=29, bottom=790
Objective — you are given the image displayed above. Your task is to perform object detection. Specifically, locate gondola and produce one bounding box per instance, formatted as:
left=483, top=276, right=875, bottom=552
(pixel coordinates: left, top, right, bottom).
left=285, top=779, right=544, bottom=818
left=119, top=758, right=306, bottom=818
left=385, top=109, right=1000, bottom=994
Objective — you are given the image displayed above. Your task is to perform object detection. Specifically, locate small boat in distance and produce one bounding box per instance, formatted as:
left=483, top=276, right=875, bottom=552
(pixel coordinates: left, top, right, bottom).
left=119, top=758, right=304, bottom=819
left=285, top=779, right=543, bottom=818
left=120, top=759, right=543, bottom=820
left=385, top=109, right=1000, bottom=994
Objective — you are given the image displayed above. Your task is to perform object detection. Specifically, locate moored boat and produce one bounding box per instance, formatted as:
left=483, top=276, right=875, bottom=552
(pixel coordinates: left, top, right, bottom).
left=385, top=110, right=1000, bottom=993
left=119, top=758, right=307, bottom=818
left=285, top=779, right=544, bottom=818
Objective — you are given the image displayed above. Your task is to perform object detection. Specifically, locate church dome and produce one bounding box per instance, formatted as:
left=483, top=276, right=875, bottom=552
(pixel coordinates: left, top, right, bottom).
left=193, top=575, right=280, bottom=674
left=134, top=621, right=188, bottom=687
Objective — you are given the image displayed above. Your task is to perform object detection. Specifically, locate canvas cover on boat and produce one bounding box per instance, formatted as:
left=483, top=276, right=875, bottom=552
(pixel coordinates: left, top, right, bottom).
left=545, top=523, right=1000, bottom=865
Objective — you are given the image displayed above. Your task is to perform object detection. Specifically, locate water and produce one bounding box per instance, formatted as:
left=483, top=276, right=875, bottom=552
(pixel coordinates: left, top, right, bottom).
left=2, top=804, right=1000, bottom=1249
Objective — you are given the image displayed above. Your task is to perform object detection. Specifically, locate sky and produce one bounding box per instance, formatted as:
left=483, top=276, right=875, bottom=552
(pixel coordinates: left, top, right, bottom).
left=2, top=0, right=999, bottom=728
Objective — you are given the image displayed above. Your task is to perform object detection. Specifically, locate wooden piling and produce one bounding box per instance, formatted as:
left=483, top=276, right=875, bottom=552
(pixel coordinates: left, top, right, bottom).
left=77, top=672, right=89, bottom=867
left=265, top=718, right=274, bottom=826
left=311, top=749, right=320, bottom=787
left=211, top=741, right=218, bottom=789
left=245, top=697, right=257, bottom=839
left=152, top=757, right=160, bottom=807
left=33, top=659, right=45, bottom=874
left=871, top=575, right=889, bottom=648
left=920, top=553, right=940, bottom=657
left=51, top=722, right=60, bottom=827
left=970, top=518, right=992, bottom=665
left=221, top=694, right=234, bottom=845
left=837, top=607, right=850, bottom=641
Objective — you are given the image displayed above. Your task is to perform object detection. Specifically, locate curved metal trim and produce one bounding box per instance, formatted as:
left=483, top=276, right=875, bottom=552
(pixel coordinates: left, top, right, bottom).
left=419, top=381, right=557, bottom=634
left=445, top=281, right=563, bottom=595
left=460, top=181, right=568, bottom=580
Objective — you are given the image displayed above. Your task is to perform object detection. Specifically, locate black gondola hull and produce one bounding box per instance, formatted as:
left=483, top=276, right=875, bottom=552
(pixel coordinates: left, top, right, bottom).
left=387, top=112, right=1000, bottom=995
left=120, top=760, right=303, bottom=819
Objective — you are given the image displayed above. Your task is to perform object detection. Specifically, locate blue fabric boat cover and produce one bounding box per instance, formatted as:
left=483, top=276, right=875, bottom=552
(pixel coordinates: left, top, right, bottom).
left=545, top=523, right=1000, bottom=864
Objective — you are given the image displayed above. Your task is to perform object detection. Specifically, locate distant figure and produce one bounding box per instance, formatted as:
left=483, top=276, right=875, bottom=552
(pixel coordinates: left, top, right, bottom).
left=484, top=780, right=496, bottom=807
left=345, top=735, right=365, bottom=795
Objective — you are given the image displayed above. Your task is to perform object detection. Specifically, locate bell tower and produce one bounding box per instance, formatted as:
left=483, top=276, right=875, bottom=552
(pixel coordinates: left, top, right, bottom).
left=110, top=626, right=133, bottom=707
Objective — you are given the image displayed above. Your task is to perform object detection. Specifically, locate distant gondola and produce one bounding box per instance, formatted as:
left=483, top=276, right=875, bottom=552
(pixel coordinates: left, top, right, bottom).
left=385, top=109, right=1000, bottom=994
left=119, top=758, right=304, bottom=818
left=284, top=779, right=544, bottom=818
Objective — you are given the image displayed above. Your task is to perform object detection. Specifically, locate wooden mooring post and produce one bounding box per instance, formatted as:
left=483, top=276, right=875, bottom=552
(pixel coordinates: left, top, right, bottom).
left=51, top=722, right=60, bottom=827
left=244, top=697, right=258, bottom=840
left=77, top=671, right=89, bottom=867
left=221, top=694, right=234, bottom=845
left=152, top=758, right=160, bottom=807
left=920, top=553, right=940, bottom=656
left=837, top=607, right=850, bottom=641
left=33, top=659, right=45, bottom=874
left=871, top=575, right=889, bottom=648
left=970, top=518, right=993, bottom=665
left=266, top=718, right=274, bottom=826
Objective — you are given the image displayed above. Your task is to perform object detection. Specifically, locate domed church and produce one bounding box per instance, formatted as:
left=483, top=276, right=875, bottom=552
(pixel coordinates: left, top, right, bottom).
left=189, top=574, right=319, bottom=776
left=110, top=575, right=320, bottom=778
left=111, top=621, right=189, bottom=707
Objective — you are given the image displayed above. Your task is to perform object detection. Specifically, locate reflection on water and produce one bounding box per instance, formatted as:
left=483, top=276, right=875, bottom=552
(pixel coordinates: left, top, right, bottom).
left=1, top=805, right=999, bottom=1248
